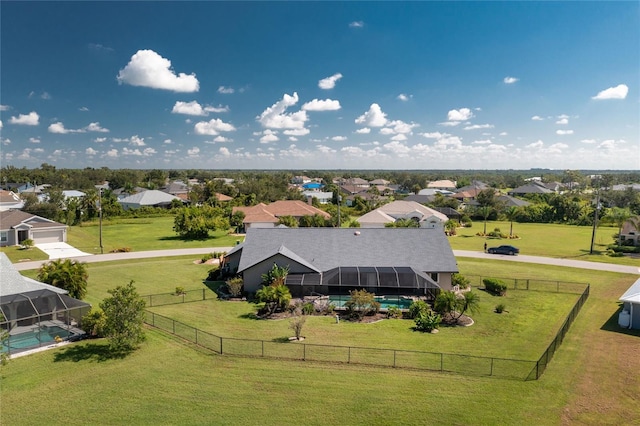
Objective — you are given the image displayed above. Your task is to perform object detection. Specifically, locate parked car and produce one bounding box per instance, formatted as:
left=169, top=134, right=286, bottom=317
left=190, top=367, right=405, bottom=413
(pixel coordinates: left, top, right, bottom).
left=487, top=245, right=519, bottom=255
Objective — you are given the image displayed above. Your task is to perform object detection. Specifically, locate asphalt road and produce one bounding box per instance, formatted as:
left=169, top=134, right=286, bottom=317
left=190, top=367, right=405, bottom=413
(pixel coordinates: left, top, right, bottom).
left=12, top=247, right=640, bottom=275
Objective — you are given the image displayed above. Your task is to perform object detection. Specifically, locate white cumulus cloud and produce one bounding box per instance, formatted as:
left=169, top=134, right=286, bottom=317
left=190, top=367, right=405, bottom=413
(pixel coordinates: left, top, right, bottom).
left=447, top=108, right=474, bottom=121
left=194, top=118, right=236, bottom=135
left=257, top=92, right=308, bottom=129
left=531, top=115, right=544, bottom=121
left=464, top=124, right=494, bottom=130
left=556, top=129, right=574, bottom=135
left=503, top=76, right=519, bottom=84
left=218, top=86, right=234, bottom=94
left=355, top=127, right=371, bottom=134
left=318, top=73, right=343, bottom=90
left=130, top=135, right=146, bottom=146
left=331, top=136, right=347, bottom=142
left=172, top=101, right=229, bottom=116
left=86, top=147, right=97, bottom=155
left=349, top=21, right=364, bottom=28
left=260, top=130, right=279, bottom=144
left=10, top=111, right=39, bottom=126
left=397, top=94, right=411, bottom=101
left=117, top=49, right=199, bottom=92
left=355, top=103, right=388, bottom=127
left=48, top=122, right=81, bottom=134
left=283, top=128, right=310, bottom=136
left=592, top=84, right=628, bottom=100
left=302, top=99, right=341, bottom=111
left=85, top=122, right=109, bottom=132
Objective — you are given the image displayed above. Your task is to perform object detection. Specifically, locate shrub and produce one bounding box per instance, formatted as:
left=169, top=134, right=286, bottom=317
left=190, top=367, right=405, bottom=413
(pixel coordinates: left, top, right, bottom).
left=110, top=247, right=131, bottom=253
left=460, top=216, right=472, bottom=227
left=414, top=310, right=442, bottom=332
left=175, top=286, right=186, bottom=295
left=20, top=239, right=34, bottom=249
left=408, top=300, right=430, bottom=319
left=344, top=289, right=380, bottom=321
left=81, top=308, right=106, bottom=337
left=495, top=303, right=506, bottom=313
left=452, top=273, right=470, bottom=290
left=301, top=302, right=314, bottom=315
left=201, top=253, right=215, bottom=263
left=386, top=306, right=402, bottom=319
left=255, top=283, right=291, bottom=316
left=206, top=266, right=221, bottom=281
left=483, top=278, right=507, bottom=296
left=289, top=309, right=306, bottom=340
left=225, top=277, right=243, bottom=297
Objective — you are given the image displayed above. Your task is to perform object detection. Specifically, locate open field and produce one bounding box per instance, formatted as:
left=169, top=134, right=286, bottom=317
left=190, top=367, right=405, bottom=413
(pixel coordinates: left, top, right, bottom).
left=67, top=216, right=242, bottom=253
left=5, top=257, right=640, bottom=424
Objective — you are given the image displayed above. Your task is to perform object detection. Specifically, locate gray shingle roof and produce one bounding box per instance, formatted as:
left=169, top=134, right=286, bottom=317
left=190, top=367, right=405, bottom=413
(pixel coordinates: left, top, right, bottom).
left=0, top=253, right=67, bottom=297
left=237, top=227, right=458, bottom=274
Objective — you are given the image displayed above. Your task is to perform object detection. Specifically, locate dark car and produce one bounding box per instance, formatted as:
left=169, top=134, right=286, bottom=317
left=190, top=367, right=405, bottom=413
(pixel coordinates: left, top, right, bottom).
left=487, top=245, right=519, bottom=255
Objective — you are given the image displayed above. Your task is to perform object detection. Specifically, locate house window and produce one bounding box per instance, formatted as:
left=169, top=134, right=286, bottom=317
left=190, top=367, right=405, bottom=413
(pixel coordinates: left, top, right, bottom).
left=430, top=273, right=438, bottom=282
left=0, top=232, right=7, bottom=243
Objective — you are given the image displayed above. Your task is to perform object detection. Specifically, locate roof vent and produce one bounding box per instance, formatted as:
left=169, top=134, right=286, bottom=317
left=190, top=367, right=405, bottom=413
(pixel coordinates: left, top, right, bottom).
left=354, top=231, right=360, bottom=236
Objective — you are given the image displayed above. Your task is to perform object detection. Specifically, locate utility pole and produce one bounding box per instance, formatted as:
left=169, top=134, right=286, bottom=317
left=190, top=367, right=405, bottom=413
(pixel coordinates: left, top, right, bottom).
left=98, top=188, right=104, bottom=254
left=589, top=177, right=600, bottom=255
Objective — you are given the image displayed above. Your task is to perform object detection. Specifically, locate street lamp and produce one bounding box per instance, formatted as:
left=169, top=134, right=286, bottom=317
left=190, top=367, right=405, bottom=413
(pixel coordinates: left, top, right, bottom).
left=589, top=178, right=600, bottom=255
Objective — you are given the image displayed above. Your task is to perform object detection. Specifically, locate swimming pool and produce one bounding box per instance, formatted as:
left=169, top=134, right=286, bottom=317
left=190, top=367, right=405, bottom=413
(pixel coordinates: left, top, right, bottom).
left=1, top=325, right=74, bottom=354
left=327, top=295, right=415, bottom=310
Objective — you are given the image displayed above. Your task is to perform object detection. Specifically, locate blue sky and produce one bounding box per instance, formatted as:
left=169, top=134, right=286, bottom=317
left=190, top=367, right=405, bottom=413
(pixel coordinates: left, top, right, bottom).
left=1, top=1, right=638, bottom=170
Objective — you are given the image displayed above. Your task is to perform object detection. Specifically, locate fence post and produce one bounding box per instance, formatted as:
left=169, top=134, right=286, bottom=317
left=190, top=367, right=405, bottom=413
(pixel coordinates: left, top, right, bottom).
left=172, top=319, right=175, bottom=334
left=220, top=337, right=223, bottom=354
left=348, top=347, right=351, bottom=364
left=203, top=288, right=206, bottom=301
left=303, top=344, right=306, bottom=361
left=261, top=340, right=264, bottom=357
left=527, top=279, right=529, bottom=290
left=557, top=281, right=560, bottom=292
left=490, top=358, right=494, bottom=376
left=393, top=350, right=396, bottom=368
left=440, top=353, right=443, bottom=372
left=195, top=329, right=198, bottom=345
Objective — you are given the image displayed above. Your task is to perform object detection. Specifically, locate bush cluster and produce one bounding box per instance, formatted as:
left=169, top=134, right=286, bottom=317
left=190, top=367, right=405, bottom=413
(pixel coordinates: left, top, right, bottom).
left=483, top=278, right=507, bottom=296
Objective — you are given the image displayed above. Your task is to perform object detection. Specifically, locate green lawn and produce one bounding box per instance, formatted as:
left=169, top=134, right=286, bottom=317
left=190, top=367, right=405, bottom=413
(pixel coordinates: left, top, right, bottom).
left=4, top=256, right=639, bottom=425
left=448, top=220, right=638, bottom=266
left=0, top=245, right=49, bottom=263
left=67, top=216, right=242, bottom=253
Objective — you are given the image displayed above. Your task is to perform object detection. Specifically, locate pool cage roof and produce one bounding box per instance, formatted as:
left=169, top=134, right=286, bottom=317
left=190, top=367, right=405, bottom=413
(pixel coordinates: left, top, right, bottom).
left=284, top=266, right=440, bottom=290
left=0, top=289, right=91, bottom=325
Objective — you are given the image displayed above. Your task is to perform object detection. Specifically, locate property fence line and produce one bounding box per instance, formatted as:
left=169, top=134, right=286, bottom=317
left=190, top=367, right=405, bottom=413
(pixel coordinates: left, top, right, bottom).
left=464, top=275, right=587, bottom=294
left=141, top=279, right=590, bottom=381
left=528, top=283, right=590, bottom=380
left=140, top=288, right=211, bottom=307
left=143, top=310, right=536, bottom=380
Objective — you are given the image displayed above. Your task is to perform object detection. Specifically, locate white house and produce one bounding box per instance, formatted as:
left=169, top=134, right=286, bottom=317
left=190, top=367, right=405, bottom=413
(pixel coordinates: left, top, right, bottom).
left=619, top=277, right=640, bottom=330
left=357, top=200, right=448, bottom=228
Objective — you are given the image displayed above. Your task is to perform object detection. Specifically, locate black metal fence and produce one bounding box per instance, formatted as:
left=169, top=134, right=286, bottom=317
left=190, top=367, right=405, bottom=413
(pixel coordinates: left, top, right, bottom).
left=140, top=288, right=211, bottom=307
left=142, top=278, right=590, bottom=381
left=144, top=310, right=536, bottom=380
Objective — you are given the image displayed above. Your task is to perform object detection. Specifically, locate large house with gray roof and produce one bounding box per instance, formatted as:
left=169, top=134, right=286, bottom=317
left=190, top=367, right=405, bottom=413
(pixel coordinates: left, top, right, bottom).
left=224, top=227, right=458, bottom=298
left=0, top=210, right=68, bottom=247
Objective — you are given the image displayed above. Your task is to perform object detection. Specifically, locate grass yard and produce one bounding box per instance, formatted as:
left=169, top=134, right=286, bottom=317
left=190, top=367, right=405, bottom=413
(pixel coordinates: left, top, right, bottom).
left=0, top=245, right=49, bottom=263
left=3, top=257, right=640, bottom=425
left=448, top=220, right=638, bottom=266
left=67, top=216, right=242, bottom=253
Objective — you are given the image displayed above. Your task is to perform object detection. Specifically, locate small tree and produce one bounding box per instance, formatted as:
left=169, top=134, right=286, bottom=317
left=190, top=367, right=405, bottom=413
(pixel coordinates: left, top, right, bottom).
left=38, top=258, right=89, bottom=300
left=100, top=280, right=146, bottom=353
left=434, top=290, right=480, bottom=324
left=344, top=289, right=380, bottom=321
left=452, top=273, right=471, bottom=290
left=21, top=238, right=34, bottom=249
left=289, top=308, right=306, bottom=340
left=277, top=215, right=298, bottom=228
left=261, top=263, right=289, bottom=286
left=255, top=284, right=291, bottom=316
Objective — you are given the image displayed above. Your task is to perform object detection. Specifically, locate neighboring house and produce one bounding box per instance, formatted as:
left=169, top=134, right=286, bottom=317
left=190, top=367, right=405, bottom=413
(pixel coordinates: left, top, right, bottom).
left=118, top=189, right=182, bottom=210
left=620, top=216, right=640, bottom=246
left=223, top=227, right=458, bottom=297
left=0, top=190, right=24, bottom=211
left=357, top=200, right=448, bottom=228
left=433, top=207, right=462, bottom=221
left=619, top=277, right=640, bottom=330
left=302, top=191, right=333, bottom=204
left=427, top=180, right=457, bottom=191
left=0, top=210, right=68, bottom=246
left=0, top=252, right=90, bottom=355
left=215, top=193, right=233, bottom=202
left=233, top=200, right=331, bottom=230
left=612, top=183, right=640, bottom=192
left=62, top=190, right=86, bottom=200
left=370, top=179, right=390, bottom=186
left=161, top=181, right=189, bottom=196
left=112, top=186, right=148, bottom=200
left=456, top=181, right=489, bottom=193
left=403, top=194, right=436, bottom=205
left=508, top=182, right=553, bottom=196
left=496, top=194, right=530, bottom=208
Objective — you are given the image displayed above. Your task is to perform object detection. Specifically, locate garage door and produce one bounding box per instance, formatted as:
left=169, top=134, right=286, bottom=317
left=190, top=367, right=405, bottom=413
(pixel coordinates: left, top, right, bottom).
left=33, top=230, right=63, bottom=244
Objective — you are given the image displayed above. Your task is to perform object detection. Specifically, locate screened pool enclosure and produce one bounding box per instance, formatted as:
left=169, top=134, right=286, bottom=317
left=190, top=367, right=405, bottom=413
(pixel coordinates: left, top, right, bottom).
left=1, top=253, right=90, bottom=355
left=284, top=266, right=441, bottom=299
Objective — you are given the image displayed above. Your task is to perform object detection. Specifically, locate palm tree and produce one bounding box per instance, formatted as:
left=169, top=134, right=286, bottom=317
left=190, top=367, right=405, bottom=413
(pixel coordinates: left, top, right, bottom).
left=37, top=259, right=89, bottom=299
left=503, top=206, right=520, bottom=238
left=477, top=205, right=492, bottom=235
left=603, top=207, right=632, bottom=245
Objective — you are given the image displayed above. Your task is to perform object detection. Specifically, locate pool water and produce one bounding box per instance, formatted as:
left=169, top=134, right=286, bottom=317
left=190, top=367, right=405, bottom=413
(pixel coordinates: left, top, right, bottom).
left=328, top=296, right=414, bottom=310
left=1, top=325, right=73, bottom=353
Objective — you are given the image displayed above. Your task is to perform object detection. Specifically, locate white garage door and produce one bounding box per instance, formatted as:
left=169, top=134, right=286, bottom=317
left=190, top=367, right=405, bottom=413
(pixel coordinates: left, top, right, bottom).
left=33, top=230, right=63, bottom=244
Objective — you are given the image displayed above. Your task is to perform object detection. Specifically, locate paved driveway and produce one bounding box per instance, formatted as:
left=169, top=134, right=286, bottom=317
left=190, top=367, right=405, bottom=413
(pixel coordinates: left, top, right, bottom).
left=35, top=242, right=92, bottom=260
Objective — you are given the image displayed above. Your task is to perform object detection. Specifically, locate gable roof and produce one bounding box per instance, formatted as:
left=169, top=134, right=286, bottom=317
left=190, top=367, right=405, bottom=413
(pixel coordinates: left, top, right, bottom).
left=497, top=194, right=530, bottom=207
left=377, top=200, right=448, bottom=221
left=0, top=210, right=65, bottom=231
left=427, top=179, right=457, bottom=189
left=620, top=277, right=640, bottom=304
left=509, top=183, right=553, bottom=195
left=236, top=227, right=458, bottom=274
